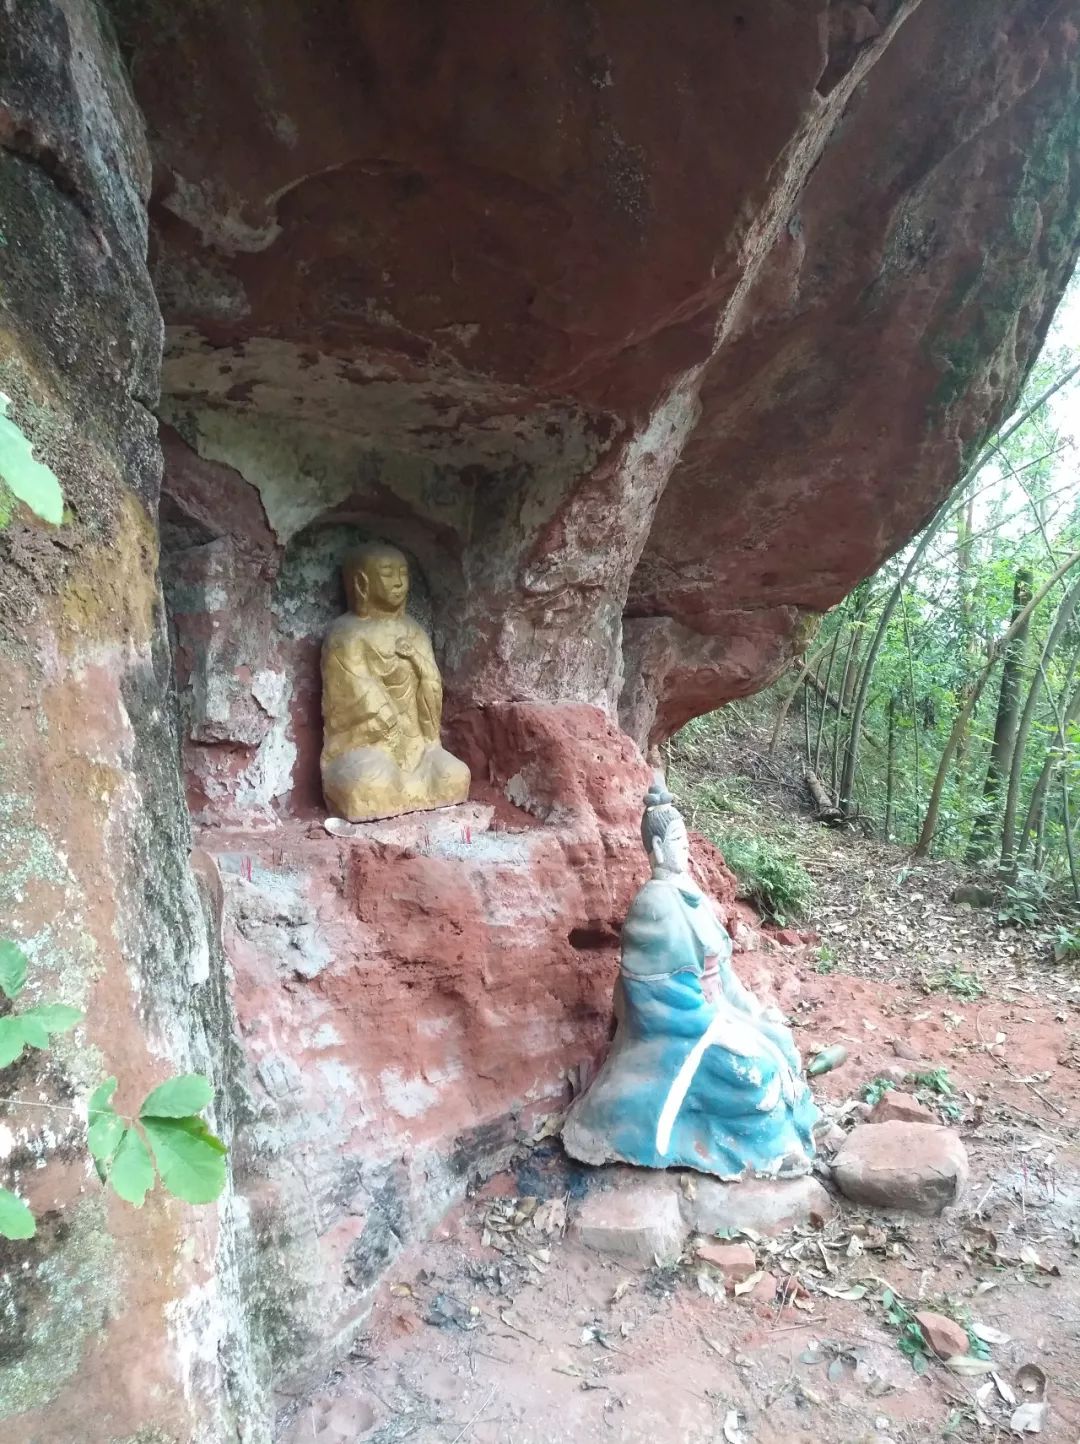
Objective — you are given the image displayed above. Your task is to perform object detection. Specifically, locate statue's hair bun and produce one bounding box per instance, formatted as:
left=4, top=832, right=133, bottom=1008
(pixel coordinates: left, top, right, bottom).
left=644, top=780, right=675, bottom=808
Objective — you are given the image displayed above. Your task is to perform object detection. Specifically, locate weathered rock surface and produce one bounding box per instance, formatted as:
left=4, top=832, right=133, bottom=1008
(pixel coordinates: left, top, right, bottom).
left=832, top=1122, right=970, bottom=1214
left=572, top=1181, right=689, bottom=1267
left=684, top=1174, right=837, bottom=1237
left=695, top=1239, right=758, bottom=1283
left=111, top=0, right=1080, bottom=741
left=0, top=5, right=259, bottom=1440
left=2, top=3, right=1079, bottom=1439
left=867, top=1090, right=938, bottom=1126
left=282, top=1392, right=380, bottom=1443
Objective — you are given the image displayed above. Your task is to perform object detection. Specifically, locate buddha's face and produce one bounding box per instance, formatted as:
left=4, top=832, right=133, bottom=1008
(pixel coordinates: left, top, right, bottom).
left=350, top=550, right=409, bottom=616
left=653, top=813, right=690, bottom=875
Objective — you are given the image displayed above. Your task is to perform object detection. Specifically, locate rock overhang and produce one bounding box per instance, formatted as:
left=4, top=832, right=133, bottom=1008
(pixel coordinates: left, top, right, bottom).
left=106, top=0, right=1080, bottom=744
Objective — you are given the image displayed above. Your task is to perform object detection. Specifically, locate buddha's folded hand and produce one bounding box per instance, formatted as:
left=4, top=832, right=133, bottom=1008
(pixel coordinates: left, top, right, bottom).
left=374, top=699, right=398, bottom=734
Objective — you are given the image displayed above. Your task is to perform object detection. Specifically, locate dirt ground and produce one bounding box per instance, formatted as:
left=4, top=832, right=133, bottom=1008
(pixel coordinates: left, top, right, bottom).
left=285, top=726, right=1080, bottom=1444
left=284, top=933, right=1079, bottom=1444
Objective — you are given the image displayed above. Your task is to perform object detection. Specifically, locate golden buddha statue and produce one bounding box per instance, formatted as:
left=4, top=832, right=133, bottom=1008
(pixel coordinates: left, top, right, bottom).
left=320, top=543, right=470, bottom=822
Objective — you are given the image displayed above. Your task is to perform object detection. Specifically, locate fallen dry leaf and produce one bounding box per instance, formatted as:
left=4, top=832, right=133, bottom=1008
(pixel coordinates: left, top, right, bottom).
left=993, top=1372, right=1018, bottom=1406
left=971, top=1323, right=1010, bottom=1345
left=734, top=1270, right=765, bottom=1297
left=723, top=1408, right=747, bottom=1444
left=945, top=1355, right=995, bottom=1377
left=1010, top=1401, right=1048, bottom=1434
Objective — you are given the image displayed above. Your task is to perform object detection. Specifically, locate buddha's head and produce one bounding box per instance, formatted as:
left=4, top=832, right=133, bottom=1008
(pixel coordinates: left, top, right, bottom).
left=344, top=542, right=409, bottom=618
left=640, top=777, right=690, bottom=877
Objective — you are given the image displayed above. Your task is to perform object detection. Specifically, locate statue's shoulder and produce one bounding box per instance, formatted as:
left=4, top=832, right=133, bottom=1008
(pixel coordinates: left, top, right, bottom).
left=626, top=877, right=684, bottom=923
left=324, top=613, right=372, bottom=654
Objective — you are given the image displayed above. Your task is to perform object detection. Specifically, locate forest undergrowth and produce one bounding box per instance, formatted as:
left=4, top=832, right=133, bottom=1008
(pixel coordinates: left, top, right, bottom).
left=666, top=703, right=1080, bottom=1009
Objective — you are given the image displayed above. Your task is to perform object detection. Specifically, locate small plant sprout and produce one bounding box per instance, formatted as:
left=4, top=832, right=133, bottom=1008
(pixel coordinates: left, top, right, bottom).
left=0, top=939, right=228, bottom=1239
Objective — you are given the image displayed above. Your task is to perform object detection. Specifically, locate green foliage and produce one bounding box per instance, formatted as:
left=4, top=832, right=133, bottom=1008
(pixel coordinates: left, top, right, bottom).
left=1052, top=924, right=1080, bottom=961
left=878, top=1288, right=932, bottom=1375
left=713, top=829, right=814, bottom=924
left=923, top=966, right=986, bottom=1001
left=0, top=1185, right=36, bottom=1239
left=779, top=281, right=1080, bottom=888
left=1, top=944, right=228, bottom=1239
left=0, top=938, right=29, bottom=999
left=0, top=394, right=64, bottom=526
left=140, top=1073, right=214, bottom=1118
left=141, top=1116, right=228, bottom=1204
left=863, top=1068, right=963, bottom=1121
left=815, top=944, right=838, bottom=973
left=109, top=1128, right=156, bottom=1207
left=88, top=1070, right=228, bottom=1209
left=908, top=1067, right=964, bottom=1121
left=859, top=1075, right=894, bottom=1107
left=910, top=1066, right=955, bottom=1096
left=998, top=868, right=1051, bottom=927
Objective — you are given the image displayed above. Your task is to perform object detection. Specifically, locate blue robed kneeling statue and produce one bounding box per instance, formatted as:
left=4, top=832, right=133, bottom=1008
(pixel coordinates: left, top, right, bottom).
left=562, top=781, right=819, bottom=1179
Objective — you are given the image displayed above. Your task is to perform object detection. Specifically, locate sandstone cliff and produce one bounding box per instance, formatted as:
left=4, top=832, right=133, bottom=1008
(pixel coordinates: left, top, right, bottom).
left=1, top=3, right=1078, bottom=1439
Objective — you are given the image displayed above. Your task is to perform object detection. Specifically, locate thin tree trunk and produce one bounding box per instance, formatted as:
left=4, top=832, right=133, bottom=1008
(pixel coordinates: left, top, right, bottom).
left=838, top=507, right=954, bottom=817
left=814, top=621, right=843, bottom=774
left=916, top=550, right=1080, bottom=858
left=765, top=636, right=833, bottom=756
left=999, top=576, right=1080, bottom=870
left=966, top=566, right=1034, bottom=861
left=1017, top=660, right=1080, bottom=868
left=900, top=591, right=921, bottom=835
left=1062, top=773, right=1080, bottom=901
left=885, top=694, right=896, bottom=842
left=1032, top=788, right=1051, bottom=870
left=832, top=604, right=872, bottom=794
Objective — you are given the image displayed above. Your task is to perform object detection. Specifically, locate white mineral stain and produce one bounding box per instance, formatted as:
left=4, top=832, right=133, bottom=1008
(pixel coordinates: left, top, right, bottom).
left=380, top=1068, right=439, bottom=1119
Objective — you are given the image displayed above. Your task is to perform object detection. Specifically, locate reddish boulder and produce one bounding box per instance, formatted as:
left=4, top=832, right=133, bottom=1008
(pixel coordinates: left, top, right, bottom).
left=572, top=1181, right=688, bottom=1267
left=914, top=1311, right=970, bottom=1360
left=695, top=1239, right=758, bottom=1283
left=832, top=1122, right=969, bottom=1215
left=867, top=1090, right=938, bottom=1126
left=684, top=1174, right=837, bottom=1237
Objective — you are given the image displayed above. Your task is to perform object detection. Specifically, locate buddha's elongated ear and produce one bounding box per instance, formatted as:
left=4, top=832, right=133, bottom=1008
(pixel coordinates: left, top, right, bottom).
left=652, top=836, right=666, bottom=867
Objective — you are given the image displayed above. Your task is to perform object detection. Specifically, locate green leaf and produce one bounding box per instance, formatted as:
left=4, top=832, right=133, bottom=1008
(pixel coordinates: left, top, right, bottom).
left=88, top=1111, right=126, bottom=1169
left=16, top=1014, right=50, bottom=1049
left=87, top=1079, right=123, bottom=1178
left=0, top=394, right=64, bottom=525
left=0, top=1016, right=28, bottom=1068
left=0, top=940, right=28, bottom=1000
left=19, top=1003, right=82, bottom=1034
left=142, top=1115, right=227, bottom=1204
left=88, top=1077, right=118, bottom=1115
left=0, top=1186, right=35, bottom=1239
left=0, top=1004, right=84, bottom=1070
left=108, top=1127, right=156, bottom=1207
left=140, top=1073, right=213, bottom=1119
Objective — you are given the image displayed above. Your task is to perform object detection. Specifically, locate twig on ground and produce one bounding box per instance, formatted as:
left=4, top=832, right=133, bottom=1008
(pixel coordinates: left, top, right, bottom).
left=1002, top=1062, right=1067, bottom=1118
left=449, top=1385, right=496, bottom=1444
